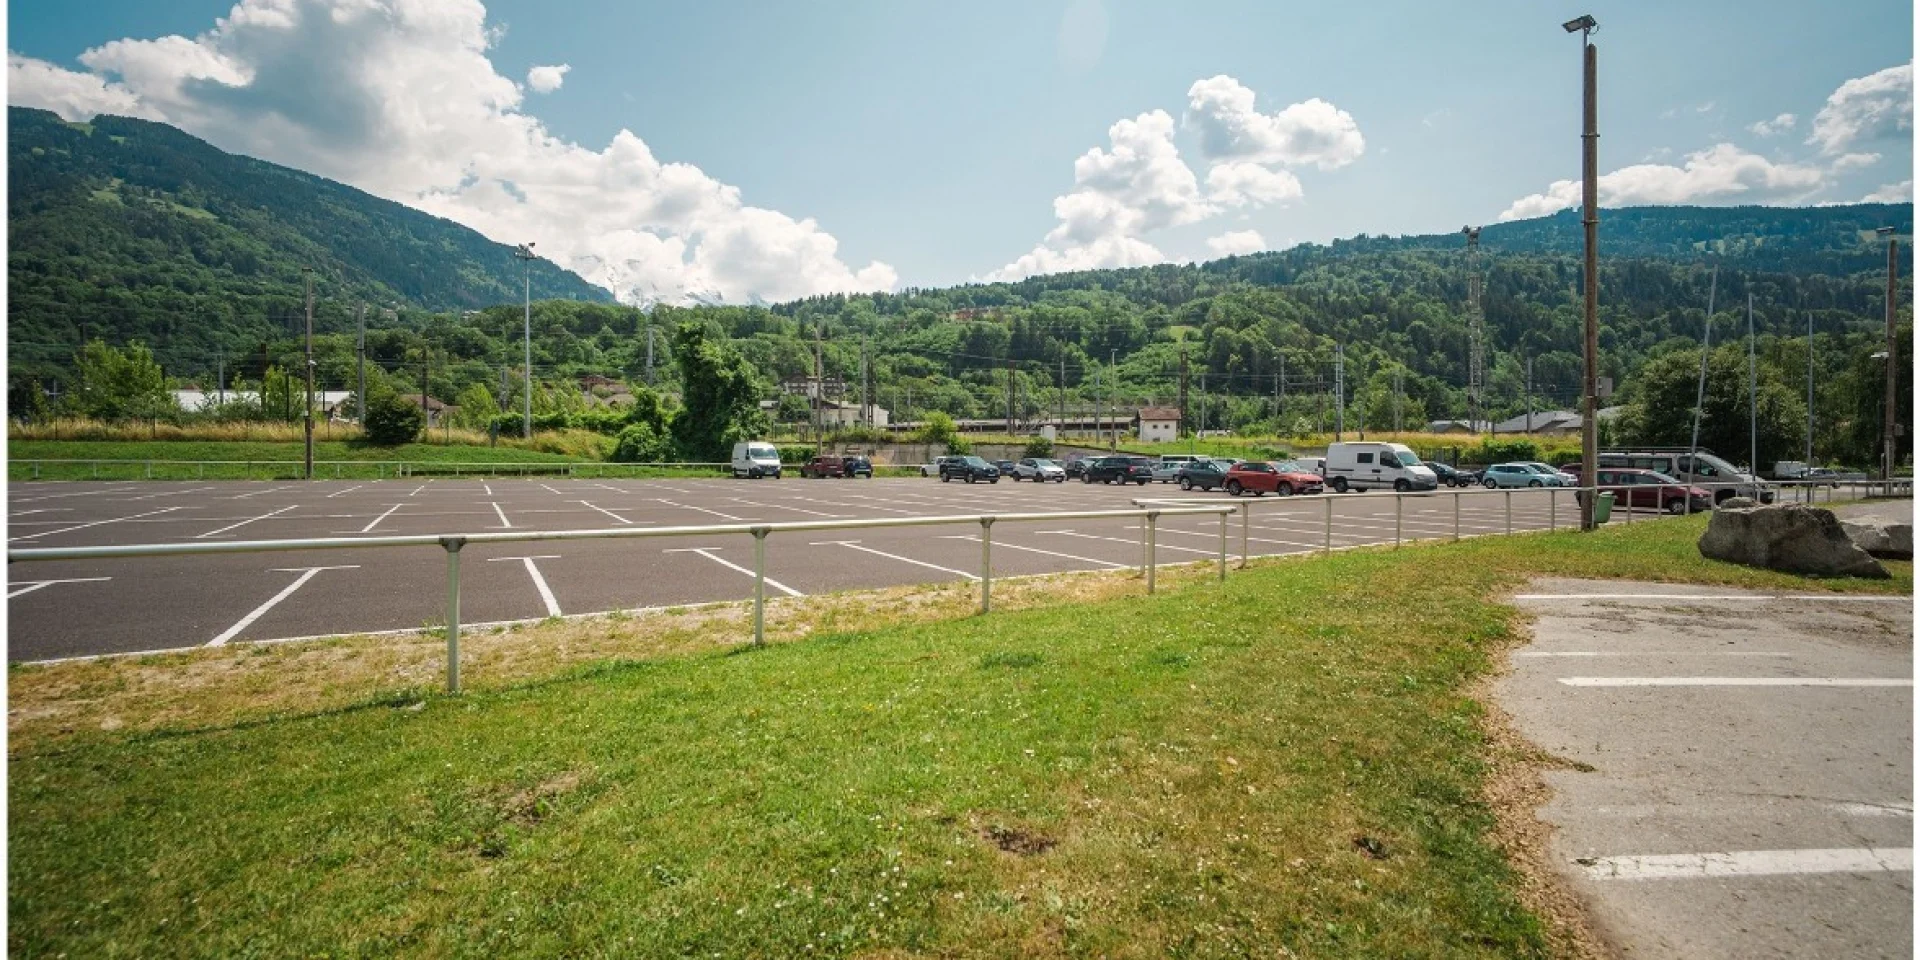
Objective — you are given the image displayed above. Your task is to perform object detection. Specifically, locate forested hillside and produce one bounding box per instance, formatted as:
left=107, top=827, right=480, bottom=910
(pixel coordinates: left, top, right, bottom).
left=7, top=106, right=609, bottom=381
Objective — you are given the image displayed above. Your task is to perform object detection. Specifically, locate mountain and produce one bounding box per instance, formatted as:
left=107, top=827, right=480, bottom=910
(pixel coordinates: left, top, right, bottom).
left=7, top=106, right=612, bottom=380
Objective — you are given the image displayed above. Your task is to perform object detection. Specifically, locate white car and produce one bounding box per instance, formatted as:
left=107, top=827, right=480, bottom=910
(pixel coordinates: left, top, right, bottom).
left=1012, top=458, right=1067, bottom=482
left=918, top=461, right=941, bottom=477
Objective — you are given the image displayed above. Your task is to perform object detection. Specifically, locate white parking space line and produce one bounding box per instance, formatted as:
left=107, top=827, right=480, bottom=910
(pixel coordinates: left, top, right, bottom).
left=539, top=483, right=567, bottom=495
left=126, top=486, right=216, bottom=501
left=356, top=504, right=404, bottom=534
left=487, top=555, right=563, bottom=616
left=409, top=483, right=428, bottom=497
left=326, top=484, right=365, bottom=498
left=731, top=499, right=846, bottom=518
left=592, top=483, right=627, bottom=495
left=11, top=506, right=184, bottom=542
left=575, top=500, right=637, bottom=525
left=491, top=501, right=513, bottom=528
left=208, top=566, right=358, bottom=646
left=229, top=485, right=298, bottom=500
left=1559, top=677, right=1913, bottom=687
left=195, top=504, right=298, bottom=539
left=1517, top=593, right=1910, bottom=602
left=817, top=499, right=932, bottom=516
left=936, top=535, right=1130, bottom=569
left=1517, top=651, right=1794, bottom=658
left=814, top=540, right=979, bottom=580
left=9, top=576, right=112, bottom=599
left=1831, top=802, right=1914, bottom=818
left=1042, top=529, right=1216, bottom=557
left=483, top=482, right=495, bottom=496
left=1580, top=847, right=1913, bottom=880
left=656, top=499, right=752, bottom=522
left=8, top=508, right=70, bottom=517
left=663, top=547, right=803, bottom=596
left=1159, top=523, right=1322, bottom=551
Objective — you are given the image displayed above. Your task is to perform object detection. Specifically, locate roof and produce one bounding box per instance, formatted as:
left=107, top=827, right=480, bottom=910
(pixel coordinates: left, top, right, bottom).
left=1493, top=410, right=1582, bottom=433
left=1136, top=407, right=1182, bottom=422
left=173, top=389, right=352, bottom=410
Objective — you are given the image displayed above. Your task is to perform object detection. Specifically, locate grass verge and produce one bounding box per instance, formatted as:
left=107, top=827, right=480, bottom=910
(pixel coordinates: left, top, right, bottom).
left=9, top=517, right=1908, bottom=957
left=6, top=440, right=729, bottom=480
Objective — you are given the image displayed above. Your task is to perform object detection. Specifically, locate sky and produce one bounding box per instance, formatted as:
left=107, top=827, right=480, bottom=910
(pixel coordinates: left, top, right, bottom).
left=7, top=0, right=1914, bottom=307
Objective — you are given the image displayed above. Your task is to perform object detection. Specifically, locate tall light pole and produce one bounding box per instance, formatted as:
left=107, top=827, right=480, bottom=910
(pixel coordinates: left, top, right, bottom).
left=514, top=243, right=538, bottom=439
left=1565, top=14, right=1601, bottom=529
left=1878, top=226, right=1900, bottom=484
left=303, top=268, right=315, bottom=480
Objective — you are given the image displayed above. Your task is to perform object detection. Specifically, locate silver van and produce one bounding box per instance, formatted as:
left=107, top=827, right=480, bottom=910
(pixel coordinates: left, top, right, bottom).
left=1598, top=450, right=1773, bottom=504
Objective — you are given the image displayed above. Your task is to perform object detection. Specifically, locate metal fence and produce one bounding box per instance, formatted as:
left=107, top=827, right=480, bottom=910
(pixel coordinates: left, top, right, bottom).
left=9, top=504, right=1236, bottom=692
left=11, top=458, right=732, bottom=481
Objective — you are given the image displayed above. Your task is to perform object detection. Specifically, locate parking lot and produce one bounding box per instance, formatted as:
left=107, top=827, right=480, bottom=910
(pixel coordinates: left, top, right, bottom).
left=10, top=476, right=1636, bottom=662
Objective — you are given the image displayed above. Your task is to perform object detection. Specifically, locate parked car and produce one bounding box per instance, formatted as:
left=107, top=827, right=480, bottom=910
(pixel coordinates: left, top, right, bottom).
left=994, top=460, right=1018, bottom=477
left=1083, top=455, right=1154, bottom=485
left=1323, top=442, right=1438, bottom=492
left=841, top=455, right=873, bottom=478
left=1176, top=459, right=1230, bottom=491
left=1565, top=465, right=1712, bottom=514
left=1012, top=458, right=1067, bottom=482
left=1424, top=461, right=1475, bottom=488
left=1063, top=455, right=1100, bottom=479
left=1520, top=461, right=1578, bottom=479
left=1483, top=463, right=1560, bottom=488
left=798, top=455, right=847, bottom=479
left=918, top=461, right=942, bottom=477
left=940, top=456, right=1000, bottom=483
left=730, top=440, right=782, bottom=479
left=1152, top=454, right=1208, bottom=483
left=1224, top=461, right=1325, bottom=497
left=1598, top=449, right=1775, bottom=504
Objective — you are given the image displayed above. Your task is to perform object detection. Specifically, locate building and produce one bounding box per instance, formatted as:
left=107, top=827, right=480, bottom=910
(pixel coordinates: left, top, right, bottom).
left=398, top=394, right=454, bottom=427
left=173, top=389, right=353, bottom=417
left=1426, top=419, right=1492, bottom=434
left=1490, top=407, right=1625, bottom=436
left=1135, top=407, right=1181, bottom=442
left=816, top=399, right=889, bottom=429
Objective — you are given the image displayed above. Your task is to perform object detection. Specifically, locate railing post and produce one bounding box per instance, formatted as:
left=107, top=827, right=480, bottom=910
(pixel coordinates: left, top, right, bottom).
left=1218, top=510, right=1228, bottom=582
left=978, top=516, right=995, bottom=613
left=441, top=536, right=466, bottom=694
left=1146, top=510, right=1160, bottom=594
left=1505, top=490, right=1513, bottom=535
left=1323, top=496, right=1333, bottom=554
left=1240, top=502, right=1250, bottom=568
left=145, top=460, right=153, bottom=480
left=1548, top=488, right=1556, bottom=530
left=1453, top=490, right=1461, bottom=541
left=1623, top=487, right=1633, bottom=525
left=752, top=526, right=771, bottom=645
left=32, top=462, right=39, bottom=480
left=1394, top=495, right=1403, bottom=548
left=91, top=461, right=98, bottom=479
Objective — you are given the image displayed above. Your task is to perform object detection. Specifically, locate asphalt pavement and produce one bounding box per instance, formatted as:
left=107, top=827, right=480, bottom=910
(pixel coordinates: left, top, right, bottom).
left=8, top=476, right=1602, bottom=661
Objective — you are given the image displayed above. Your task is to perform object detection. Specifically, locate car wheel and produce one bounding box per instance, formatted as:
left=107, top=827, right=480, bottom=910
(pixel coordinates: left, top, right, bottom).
left=991, top=478, right=999, bottom=484
left=1180, top=478, right=1194, bottom=491
left=1277, top=482, right=1293, bottom=497
left=1082, top=474, right=1093, bottom=483
left=1483, top=478, right=1497, bottom=489
left=1226, top=480, right=1242, bottom=497
left=1331, top=477, right=1348, bottom=493
left=1666, top=498, right=1688, bottom=515
left=1393, top=479, right=1410, bottom=492
left=941, top=475, right=951, bottom=483
left=1528, top=479, right=1543, bottom=488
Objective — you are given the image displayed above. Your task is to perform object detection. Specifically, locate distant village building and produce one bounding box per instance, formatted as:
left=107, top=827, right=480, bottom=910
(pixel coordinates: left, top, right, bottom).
left=815, top=399, right=889, bottom=429
left=1135, top=407, right=1181, bottom=442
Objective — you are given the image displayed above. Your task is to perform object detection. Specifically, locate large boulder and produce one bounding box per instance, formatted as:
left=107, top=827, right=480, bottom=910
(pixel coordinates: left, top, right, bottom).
left=1841, top=520, right=1914, bottom=560
left=1698, top=503, right=1890, bottom=578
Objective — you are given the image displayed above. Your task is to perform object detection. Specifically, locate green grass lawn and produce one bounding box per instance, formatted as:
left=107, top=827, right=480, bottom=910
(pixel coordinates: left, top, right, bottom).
left=9, top=518, right=1907, bottom=958
left=7, top=440, right=728, bottom=479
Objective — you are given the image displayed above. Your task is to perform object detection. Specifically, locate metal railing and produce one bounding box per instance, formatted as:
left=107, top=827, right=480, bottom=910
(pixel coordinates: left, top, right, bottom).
left=10, top=458, right=732, bottom=481
left=9, top=504, right=1235, bottom=692
left=1137, top=478, right=1910, bottom=569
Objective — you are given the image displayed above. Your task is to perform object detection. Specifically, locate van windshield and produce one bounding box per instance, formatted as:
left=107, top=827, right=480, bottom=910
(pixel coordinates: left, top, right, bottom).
left=1392, top=450, right=1421, bottom=466
left=747, top=445, right=777, bottom=458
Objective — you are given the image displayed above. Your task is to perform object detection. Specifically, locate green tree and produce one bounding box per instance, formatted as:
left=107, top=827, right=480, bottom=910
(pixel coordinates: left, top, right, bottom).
left=1618, top=344, right=1806, bottom=469
left=362, top=385, right=424, bottom=445
left=67, top=340, right=172, bottom=421
left=611, top=421, right=673, bottom=463
left=450, top=382, right=501, bottom=429
left=667, top=322, right=768, bottom=462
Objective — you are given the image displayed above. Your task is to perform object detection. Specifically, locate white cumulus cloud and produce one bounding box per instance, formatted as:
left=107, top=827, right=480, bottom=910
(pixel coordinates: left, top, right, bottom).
left=1205, top=162, right=1302, bottom=208
left=1747, top=112, right=1796, bottom=136
left=4, top=0, right=893, bottom=306
left=1499, top=144, right=1826, bottom=221
left=526, top=63, right=568, bottom=93
left=1864, top=180, right=1912, bottom=202
left=1808, top=62, right=1913, bottom=155
left=1184, top=75, right=1364, bottom=170
left=1204, top=230, right=1265, bottom=258
left=1832, top=151, right=1882, bottom=172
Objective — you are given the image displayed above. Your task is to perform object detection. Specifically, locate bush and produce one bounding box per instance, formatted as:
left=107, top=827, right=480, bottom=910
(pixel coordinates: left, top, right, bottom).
left=610, top=422, right=673, bottom=463
left=362, top=389, right=424, bottom=446
left=775, top=444, right=816, bottom=464
left=943, top=435, right=973, bottom=456
left=1022, top=437, right=1055, bottom=459
left=1460, top=438, right=1540, bottom=466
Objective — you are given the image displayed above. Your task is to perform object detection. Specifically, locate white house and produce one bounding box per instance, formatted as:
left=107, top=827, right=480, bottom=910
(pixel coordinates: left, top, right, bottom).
left=1136, top=406, right=1181, bottom=442
left=173, top=389, right=353, bottom=415
left=814, top=399, right=889, bottom=428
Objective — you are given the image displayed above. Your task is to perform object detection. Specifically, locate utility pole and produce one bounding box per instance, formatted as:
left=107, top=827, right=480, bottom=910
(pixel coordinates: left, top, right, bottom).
left=217, top=354, right=226, bottom=406
left=1881, top=227, right=1900, bottom=483
left=515, top=243, right=537, bottom=438
left=1524, top=354, right=1534, bottom=434
left=858, top=335, right=869, bottom=428
left=1108, top=349, right=1118, bottom=450
left=1804, top=311, right=1814, bottom=463
left=355, top=303, right=367, bottom=425
left=303, top=269, right=314, bottom=480
left=1198, top=371, right=1208, bottom=449
left=645, top=324, right=656, bottom=386
left=814, top=320, right=825, bottom=439
left=1059, top=356, right=1067, bottom=438
left=1747, top=293, right=1757, bottom=476
left=1334, top=343, right=1346, bottom=440
left=1464, top=226, right=1486, bottom=433
left=1393, top=367, right=1404, bottom=433
left=1565, top=13, right=1601, bottom=530
left=1687, top=268, right=1718, bottom=512
left=1006, top=358, right=1016, bottom=436
left=1177, top=348, right=1190, bottom=437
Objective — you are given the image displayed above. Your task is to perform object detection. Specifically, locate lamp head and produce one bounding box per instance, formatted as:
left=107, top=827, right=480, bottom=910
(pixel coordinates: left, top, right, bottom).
left=1562, top=14, right=1597, bottom=33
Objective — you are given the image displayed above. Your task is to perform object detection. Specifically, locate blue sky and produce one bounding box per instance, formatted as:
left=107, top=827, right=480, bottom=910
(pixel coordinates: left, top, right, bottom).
left=8, top=0, right=1914, bottom=303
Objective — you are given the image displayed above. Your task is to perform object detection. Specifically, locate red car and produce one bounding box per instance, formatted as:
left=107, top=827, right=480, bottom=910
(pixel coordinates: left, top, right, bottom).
left=798, top=455, right=847, bottom=479
left=1224, top=460, right=1324, bottom=497
left=1564, top=465, right=1712, bottom=513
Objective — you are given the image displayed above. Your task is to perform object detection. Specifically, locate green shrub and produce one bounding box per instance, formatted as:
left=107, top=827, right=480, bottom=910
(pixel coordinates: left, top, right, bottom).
left=610, top=422, right=673, bottom=463
left=362, top=389, right=424, bottom=446
left=1022, top=437, right=1055, bottom=459
left=1460, top=438, right=1540, bottom=466
left=775, top=444, right=816, bottom=464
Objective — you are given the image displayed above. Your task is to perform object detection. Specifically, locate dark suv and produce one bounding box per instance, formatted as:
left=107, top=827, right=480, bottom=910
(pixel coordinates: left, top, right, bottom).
left=841, top=455, right=873, bottom=478
left=1083, top=455, right=1154, bottom=485
left=939, top=456, right=1001, bottom=483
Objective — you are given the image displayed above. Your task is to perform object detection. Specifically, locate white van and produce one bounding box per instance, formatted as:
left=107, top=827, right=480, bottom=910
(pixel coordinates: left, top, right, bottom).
left=1323, top=442, right=1438, bottom=493
left=730, top=441, right=782, bottom=479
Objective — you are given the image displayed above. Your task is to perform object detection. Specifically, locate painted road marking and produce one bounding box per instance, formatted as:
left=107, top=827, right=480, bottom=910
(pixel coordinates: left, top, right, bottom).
left=229, top=485, right=297, bottom=500
left=540, top=483, right=567, bottom=496
left=326, top=484, right=365, bottom=498
left=8, top=577, right=112, bottom=599
left=664, top=547, right=803, bottom=596
left=127, top=485, right=216, bottom=501
left=1580, top=847, right=1912, bottom=880
left=1831, top=802, right=1914, bottom=818
left=1042, top=529, right=1216, bottom=557
left=576, top=500, right=637, bottom=525
left=490, top=502, right=513, bottom=528
left=409, top=483, right=428, bottom=497
left=488, top=555, right=563, bottom=616
left=483, top=482, right=495, bottom=496
left=734, top=499, right=847, bottom=519
left=656, top=499, right=751, bottom=522
left=936, top=535, right=1130, bottom=569
left=1517, top=593, right=1911, bottom=602
left=812, top=540, right=979, bottom=580
left=1518, top=651, right=1795, bottom=658
left=10, top=506, right=184, bottom=542
left=208, top=566, right=359, bottom=646
left=1559, top=677, right=1913, bottom=687
left=8, top=508, right=70, bottom=517
left=357, top=504, right=404, bottom=534
left=1156, top=523, right=1323, bottom=551
left=195, top=504, right=298, bottom=539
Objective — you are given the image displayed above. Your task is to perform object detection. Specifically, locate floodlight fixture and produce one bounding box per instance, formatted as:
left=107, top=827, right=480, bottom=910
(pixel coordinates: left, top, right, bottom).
left=1563, top=14, right=1596, bottom=33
